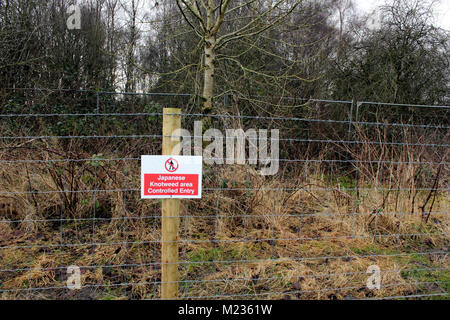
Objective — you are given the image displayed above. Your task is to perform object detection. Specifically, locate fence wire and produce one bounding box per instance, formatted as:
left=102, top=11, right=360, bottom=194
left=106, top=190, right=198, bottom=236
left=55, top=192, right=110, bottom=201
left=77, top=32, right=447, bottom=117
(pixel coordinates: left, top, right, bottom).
left=0, top=89, right=448, bottom=300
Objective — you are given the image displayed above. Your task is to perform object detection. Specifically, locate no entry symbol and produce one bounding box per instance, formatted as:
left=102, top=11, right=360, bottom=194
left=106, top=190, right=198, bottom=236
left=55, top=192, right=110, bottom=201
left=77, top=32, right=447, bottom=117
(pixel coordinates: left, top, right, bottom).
left=165, top=158, right=179, bottom=172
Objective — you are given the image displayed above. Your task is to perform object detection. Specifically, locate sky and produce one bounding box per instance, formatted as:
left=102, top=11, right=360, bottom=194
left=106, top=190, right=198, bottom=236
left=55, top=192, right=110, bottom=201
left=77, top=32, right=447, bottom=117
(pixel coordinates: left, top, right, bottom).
left=355, top=0, right=450, bottom=31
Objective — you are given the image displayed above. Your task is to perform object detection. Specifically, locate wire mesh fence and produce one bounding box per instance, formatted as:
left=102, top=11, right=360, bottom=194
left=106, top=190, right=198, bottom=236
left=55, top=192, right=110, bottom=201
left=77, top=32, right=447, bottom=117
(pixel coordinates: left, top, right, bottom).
left=0, top=88, right=448, bottom=300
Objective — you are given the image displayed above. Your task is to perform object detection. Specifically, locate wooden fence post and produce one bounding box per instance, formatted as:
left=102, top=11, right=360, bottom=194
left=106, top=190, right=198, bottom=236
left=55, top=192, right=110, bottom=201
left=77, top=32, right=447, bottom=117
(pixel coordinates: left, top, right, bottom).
left=161, top=108, right=181, bottom=299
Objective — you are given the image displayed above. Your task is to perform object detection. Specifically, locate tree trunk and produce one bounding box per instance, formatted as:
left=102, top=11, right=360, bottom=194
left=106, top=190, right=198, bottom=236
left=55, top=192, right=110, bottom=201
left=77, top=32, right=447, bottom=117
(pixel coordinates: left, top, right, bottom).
left=202, top=35, right=216, bottom=114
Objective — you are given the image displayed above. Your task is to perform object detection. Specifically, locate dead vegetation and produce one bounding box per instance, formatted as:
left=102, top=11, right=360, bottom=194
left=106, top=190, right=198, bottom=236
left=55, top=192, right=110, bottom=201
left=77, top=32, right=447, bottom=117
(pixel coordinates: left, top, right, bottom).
left=0, top=134, right=448, bottom=299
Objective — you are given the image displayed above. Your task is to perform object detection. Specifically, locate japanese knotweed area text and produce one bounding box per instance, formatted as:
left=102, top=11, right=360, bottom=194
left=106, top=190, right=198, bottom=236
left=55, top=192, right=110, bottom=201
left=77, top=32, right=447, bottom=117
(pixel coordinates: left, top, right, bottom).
left=141, top=155, right=202, bottom=199
left=144, top=174, right=199, bottom=196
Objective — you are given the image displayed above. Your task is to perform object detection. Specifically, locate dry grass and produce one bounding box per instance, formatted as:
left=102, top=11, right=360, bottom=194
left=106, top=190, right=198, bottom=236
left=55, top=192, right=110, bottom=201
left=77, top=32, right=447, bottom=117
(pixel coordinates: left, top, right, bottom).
left=0, top=141, right=448, bottom=300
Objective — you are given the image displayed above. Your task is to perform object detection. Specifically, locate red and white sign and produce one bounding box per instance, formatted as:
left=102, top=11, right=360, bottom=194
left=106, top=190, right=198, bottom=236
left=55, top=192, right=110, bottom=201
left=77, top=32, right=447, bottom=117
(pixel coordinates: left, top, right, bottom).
left=165, top=158, right=179, bottom=172
left=141, top=155, right=202, bottom=199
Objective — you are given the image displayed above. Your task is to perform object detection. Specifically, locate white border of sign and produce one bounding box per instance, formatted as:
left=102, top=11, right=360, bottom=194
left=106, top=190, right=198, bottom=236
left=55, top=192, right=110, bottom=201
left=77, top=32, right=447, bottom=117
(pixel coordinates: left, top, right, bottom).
left=141, top=155, right=203, bottom=199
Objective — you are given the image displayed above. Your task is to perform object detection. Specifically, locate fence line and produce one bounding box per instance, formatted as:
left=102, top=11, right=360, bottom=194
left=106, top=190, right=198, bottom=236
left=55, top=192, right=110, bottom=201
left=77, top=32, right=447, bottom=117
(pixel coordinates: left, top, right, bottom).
left=4, top=87, right=450, bottom=109
left=1, top=112, right=449, bottom=130
left=0, top=89, right=448, bottom=300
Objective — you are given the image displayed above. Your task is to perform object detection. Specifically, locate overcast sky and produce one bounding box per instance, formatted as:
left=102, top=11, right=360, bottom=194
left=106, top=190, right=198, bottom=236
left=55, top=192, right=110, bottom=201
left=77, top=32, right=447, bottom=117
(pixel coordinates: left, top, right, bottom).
left=355, top=0, right=450, bottom=31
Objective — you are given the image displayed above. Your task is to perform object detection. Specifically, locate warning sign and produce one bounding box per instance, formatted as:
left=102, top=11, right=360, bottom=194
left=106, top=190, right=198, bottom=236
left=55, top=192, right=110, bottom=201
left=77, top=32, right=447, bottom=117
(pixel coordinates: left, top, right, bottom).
left=165, top=158, right=179, bottom=172
left=141, top=155, right=202, bottom=199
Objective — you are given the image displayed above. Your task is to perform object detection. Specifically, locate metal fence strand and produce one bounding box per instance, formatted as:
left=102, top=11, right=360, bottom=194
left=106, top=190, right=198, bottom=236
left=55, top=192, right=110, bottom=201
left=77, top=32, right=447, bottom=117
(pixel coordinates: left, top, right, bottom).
left=0, top=89, right=448, bottom=300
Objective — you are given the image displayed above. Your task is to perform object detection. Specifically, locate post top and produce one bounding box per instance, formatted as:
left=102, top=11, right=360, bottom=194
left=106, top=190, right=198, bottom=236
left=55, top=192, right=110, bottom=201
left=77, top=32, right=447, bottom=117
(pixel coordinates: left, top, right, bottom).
left=163, top=108, right=181, bottom=113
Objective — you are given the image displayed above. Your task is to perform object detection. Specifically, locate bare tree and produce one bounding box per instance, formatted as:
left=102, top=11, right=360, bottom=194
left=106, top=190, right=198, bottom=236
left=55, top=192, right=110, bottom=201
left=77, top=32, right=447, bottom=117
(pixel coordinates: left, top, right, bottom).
left=106, top=0, right=120, bottom=88
left=175, top=0, right=302, bottom=114
left=122, top=0, right=140, bottom=92
left=333, top=0, right=353, bottom=59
